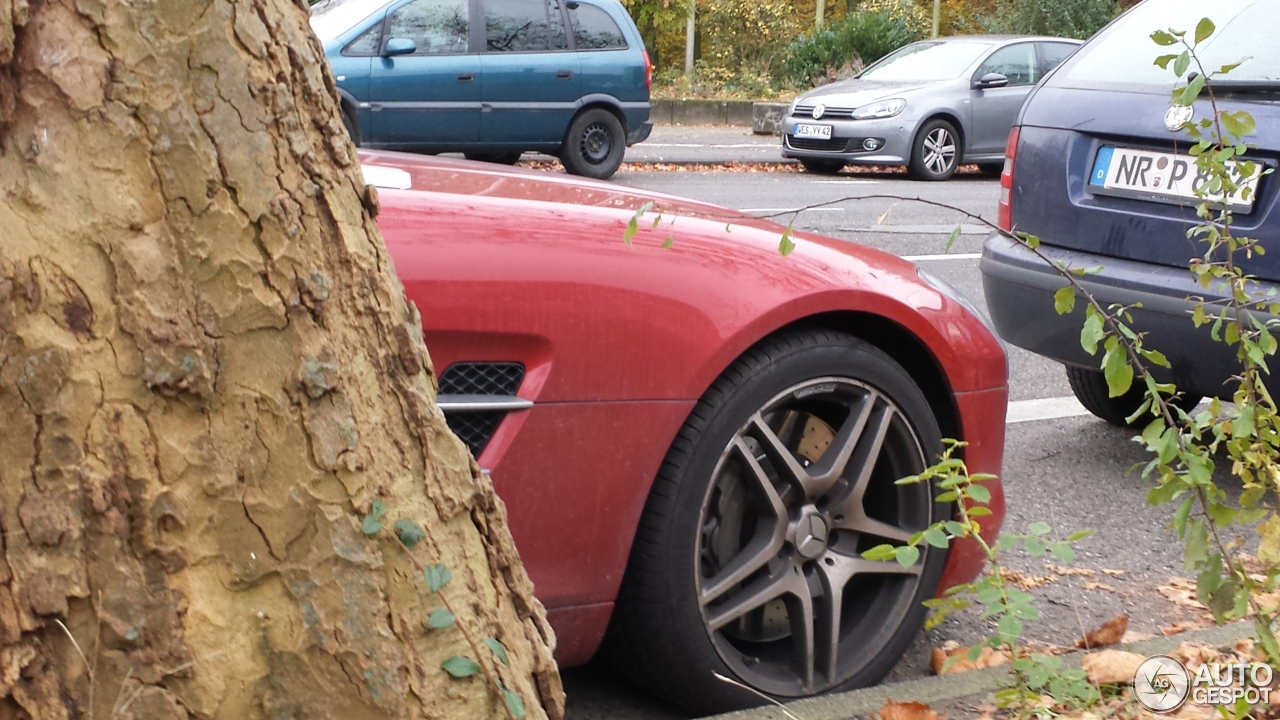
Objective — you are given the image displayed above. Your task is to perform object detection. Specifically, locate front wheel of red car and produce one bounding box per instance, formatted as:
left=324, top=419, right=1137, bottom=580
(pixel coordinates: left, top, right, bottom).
left=560, top=108, right=625, bottom=180
left=607, top=329, right=948, bottom=714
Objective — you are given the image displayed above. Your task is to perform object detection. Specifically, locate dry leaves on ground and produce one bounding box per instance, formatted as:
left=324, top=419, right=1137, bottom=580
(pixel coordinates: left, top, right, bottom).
left=1075, top=614, right=1129, bottom=649
left=929, top=642, right=1011, bottom=675
left=1080, top=649, right=1146, bottom=684
left=879, top=699, right=942, bottom=720
left=1158, top=577, right=1210, bottom=611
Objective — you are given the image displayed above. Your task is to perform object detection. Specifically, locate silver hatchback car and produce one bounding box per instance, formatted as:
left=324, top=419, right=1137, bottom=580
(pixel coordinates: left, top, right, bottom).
left=782, top=36, right=1081, bottom=180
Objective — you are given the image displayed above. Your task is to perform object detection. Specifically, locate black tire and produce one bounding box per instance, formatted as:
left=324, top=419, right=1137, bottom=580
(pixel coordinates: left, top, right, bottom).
left=559, top=108, right=625, bottom=180
left=908, top=118, right=960, bottom=181
left=463, top=152, right=523, bottom=165
left=607, top=329, right=948, bottom=714
left=341, top=108, right=360, bottom=147
left=1065, top=366, right=1202, bottom=427
left=800, top=158, right=845, bottom=175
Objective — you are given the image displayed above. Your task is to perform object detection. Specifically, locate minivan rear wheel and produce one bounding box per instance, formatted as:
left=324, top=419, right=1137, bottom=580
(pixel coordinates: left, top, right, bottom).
left=561, top=108, right=626, bottom=180
left=908, top=119, right=959, bottom=181
left=1065, top=366, right=1202, bottom=427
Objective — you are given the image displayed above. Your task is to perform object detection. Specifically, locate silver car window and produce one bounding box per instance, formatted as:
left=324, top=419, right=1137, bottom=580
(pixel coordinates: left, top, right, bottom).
left=859, top=41, right=992, bottom=82
left=977, top=43, right=1038, bottom=86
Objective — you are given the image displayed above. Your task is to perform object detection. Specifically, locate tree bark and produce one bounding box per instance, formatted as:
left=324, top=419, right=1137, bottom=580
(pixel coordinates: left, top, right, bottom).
left=0, top=0, right=564, bottom=717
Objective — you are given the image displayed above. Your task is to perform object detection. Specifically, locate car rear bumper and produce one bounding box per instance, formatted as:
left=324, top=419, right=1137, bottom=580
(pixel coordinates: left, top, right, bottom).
left=626, top=120, right=653, bottom=146
left=779, top=114, right=912, bottom=166
left=980, top=233, right=1272, bottom=399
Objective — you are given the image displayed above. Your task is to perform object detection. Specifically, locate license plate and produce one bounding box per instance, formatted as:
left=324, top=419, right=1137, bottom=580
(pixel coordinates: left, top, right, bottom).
left=794, top=124, right=833, bottom=140
left=1089, top=146, right=1261, bottom=211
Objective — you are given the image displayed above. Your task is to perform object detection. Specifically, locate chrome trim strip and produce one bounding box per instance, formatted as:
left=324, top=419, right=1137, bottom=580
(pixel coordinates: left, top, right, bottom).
left=437, top=394, right=534, bottom=412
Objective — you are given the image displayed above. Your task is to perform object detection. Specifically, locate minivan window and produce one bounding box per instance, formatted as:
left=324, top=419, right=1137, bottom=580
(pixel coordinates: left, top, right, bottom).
left=568, top=3, right=627, bottom=50
left=386, top=0, right=470, bottom=55
left=977, top=43, right=1038, bottom=86
left=486, top=0, right=570, bottom=52
left=343, top=22, right=383, bottom=56
left=859, top=41, right=992, bottom=82
left=1051, top=0, right=1277, bottom=92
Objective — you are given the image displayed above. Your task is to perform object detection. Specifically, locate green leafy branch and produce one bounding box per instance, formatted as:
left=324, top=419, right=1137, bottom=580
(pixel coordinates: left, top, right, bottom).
left=361, top=500, right=527, bottom=719
left=861, top=441, right=1096, bottom=715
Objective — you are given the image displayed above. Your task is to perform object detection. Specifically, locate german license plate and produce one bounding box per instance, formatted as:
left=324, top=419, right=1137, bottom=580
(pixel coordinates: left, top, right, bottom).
left=794, top=124, right=833, bottom=139
left=1089, top=146, right=1261, bottom=211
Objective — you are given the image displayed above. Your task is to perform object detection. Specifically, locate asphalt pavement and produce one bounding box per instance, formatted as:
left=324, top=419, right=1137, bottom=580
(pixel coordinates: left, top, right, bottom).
left=622, top=124, right=787, bottom=165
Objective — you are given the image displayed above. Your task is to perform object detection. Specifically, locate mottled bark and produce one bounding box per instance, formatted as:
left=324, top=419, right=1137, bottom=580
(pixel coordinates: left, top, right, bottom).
left=0, top=0, right=563, bottom=717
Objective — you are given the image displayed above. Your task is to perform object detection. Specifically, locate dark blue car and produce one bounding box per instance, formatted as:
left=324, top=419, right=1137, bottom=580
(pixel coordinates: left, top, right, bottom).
left=980, top=0, right=1279, bottom=425
left=310, top=0, right=652, bottom=179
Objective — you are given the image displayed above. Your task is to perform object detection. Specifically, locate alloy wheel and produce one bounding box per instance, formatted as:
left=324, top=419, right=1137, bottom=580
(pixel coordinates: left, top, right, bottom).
left=922, top=127, right=956, bottom=176
left=696, top=377, right=933, bottom=696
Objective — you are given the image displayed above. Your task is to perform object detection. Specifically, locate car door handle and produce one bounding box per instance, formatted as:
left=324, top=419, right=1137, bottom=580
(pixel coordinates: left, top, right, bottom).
left=457, top=72, right=475, bottom=82
left=556, top=70, right=573, bottom=80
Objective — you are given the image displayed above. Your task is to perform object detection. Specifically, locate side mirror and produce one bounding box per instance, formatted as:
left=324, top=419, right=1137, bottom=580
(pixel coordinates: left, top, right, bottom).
left=383, top=37, right=417, bottom=57
left=975, top=72, right=1009, bottom=89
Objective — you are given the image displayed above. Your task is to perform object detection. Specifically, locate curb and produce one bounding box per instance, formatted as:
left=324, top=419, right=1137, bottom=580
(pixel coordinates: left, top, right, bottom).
left=698, top=621, right=1254, bottom=720
left=650, top=99, right=790, bottom=134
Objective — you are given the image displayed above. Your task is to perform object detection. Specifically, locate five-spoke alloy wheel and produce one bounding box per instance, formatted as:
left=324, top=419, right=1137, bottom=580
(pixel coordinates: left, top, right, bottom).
left=608, top=330, right=947, bottom=713
left=909, top=118, right=960, bottom=181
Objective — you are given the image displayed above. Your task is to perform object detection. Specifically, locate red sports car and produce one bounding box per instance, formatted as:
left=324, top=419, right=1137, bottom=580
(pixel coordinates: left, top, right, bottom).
left=360, top=151, right=1008, bottom=713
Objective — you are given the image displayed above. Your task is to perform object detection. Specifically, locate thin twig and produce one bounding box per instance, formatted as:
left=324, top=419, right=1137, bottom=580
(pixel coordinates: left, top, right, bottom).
left=54, top=619, right=92, bottom=680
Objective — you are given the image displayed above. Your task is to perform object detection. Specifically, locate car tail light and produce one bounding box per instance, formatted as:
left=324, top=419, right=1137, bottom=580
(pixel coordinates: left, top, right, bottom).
left=997, top=127, right=1019, bottom=233
left=642, top=50, right=653, bottom=92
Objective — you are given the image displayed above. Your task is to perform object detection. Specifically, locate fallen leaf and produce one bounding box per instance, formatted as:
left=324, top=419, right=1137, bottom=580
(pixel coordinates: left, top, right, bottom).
left=1171, top=702, right=1218, bottom=720
left=1119, top=630, right=1154, bottom=644
left=1053, top=565, right=1097, bottom=577
left=1158, top=578, right=1210, bottom=611
left=1170, top=641, right=1218, bottom=670
left=1080, top=649, right=1145, bottom=685
left=1082, top=582, right=1117, bottom=592
left=1160, top=619, right=1211, bottom=635
left=880, top=699, right=941, bottom=720
left=1076, top=614, right=1130, bottom=649
left=999, top=567, right=1058, bottom=590
left=1101, top=568, right=1126, bottom=576
left=929, top=644, right=1010, bottom=674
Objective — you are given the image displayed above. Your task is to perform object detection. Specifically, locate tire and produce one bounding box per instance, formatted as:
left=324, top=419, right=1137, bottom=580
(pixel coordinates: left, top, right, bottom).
left=1065, top=366, right=1202, bottom=427
left=341, top=108, right=360, bottom=147
left=559, top=108, right=625, bottom=180
left=607, top=329, right=948, bottom=714
left=908, top=118, right=960, bottom=181
left=800, top=159, right=845, bottom=175
left=463, top=152, right=523, bottom=165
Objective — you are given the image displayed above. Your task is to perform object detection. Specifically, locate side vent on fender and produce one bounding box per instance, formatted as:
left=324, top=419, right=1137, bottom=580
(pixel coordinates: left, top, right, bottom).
left=437, top=363, right=530, bottom=457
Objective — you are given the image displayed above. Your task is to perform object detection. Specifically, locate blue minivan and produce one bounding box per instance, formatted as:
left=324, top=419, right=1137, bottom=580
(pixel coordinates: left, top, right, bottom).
left=980, top=0, right=1278, bottom=426
left=310, top=0, right=652, bottom=179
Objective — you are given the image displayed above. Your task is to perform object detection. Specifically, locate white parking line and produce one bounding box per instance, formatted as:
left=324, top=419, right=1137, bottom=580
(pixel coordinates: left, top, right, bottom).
left=1007, top=396, right=1090, bottom=424
left=901, top=252, right=982, bottom=261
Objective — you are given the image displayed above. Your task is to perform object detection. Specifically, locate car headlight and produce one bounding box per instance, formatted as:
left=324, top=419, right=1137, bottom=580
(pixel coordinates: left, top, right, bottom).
left=852, top=98, right=906, bottom=120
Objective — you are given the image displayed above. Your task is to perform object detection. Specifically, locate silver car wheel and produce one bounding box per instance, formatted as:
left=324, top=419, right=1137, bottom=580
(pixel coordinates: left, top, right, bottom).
left=922, top=127, right=956, bottom=175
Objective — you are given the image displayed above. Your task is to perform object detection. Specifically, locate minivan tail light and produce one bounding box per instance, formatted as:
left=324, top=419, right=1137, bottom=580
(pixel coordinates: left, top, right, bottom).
left=642, top=50, right=653, bottom=92
left=998, top=127, right=1019, bottom=233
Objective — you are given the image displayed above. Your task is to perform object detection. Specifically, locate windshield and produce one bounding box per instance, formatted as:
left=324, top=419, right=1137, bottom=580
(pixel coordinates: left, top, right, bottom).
left=859, top=40, right=993, bottom=82
left=310, top=0, right=388, bottom=43
left=1052, top=0, right=1278, bottom=92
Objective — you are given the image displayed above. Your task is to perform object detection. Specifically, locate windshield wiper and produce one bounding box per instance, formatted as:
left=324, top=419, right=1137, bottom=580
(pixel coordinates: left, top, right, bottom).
left=1189, top=74, right=1280, bottom=94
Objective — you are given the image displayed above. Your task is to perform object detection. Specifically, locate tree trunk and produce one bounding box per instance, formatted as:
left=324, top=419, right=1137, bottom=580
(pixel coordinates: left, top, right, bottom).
left=0, top=0, right=564, bottom=717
